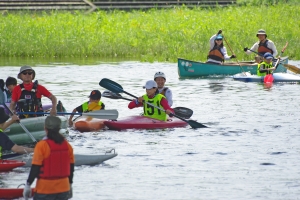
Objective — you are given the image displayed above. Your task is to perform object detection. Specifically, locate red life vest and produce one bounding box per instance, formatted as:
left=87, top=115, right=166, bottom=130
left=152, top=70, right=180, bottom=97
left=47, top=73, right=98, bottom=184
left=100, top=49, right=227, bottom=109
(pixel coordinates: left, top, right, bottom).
left=39, top=139, right=70, bottom=179
left=207, top=46, right=224, bottom=62
left=258, top=40, right=273, bottom=55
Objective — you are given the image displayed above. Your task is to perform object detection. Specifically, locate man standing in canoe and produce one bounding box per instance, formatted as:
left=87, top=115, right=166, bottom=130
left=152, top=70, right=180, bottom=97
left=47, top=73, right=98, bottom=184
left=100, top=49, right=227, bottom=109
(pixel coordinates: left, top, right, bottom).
left=68, top=90, right=105, bottom=126
left=23, top=116, right=74, bottom=200
left=0, top=107, right=34, bottom=158
left=244, top=29, right=278, bottom=58
left=154, top=71, right=173, bottom=107
left=9, top=66, right=57, bottom=118
left=207, top=30, right=236, bottom=65
left=128, top=80, right=174, bottom=121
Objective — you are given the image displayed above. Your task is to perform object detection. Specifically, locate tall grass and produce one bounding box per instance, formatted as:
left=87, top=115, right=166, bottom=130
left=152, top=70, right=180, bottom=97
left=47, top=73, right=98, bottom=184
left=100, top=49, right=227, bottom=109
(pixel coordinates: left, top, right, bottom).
left=0, top=4, right=299, bottom=62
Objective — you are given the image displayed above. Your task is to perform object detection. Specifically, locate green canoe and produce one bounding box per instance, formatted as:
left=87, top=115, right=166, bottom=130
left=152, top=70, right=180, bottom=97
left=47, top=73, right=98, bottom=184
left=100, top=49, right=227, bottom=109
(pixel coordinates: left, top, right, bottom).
left=4, top=116, right=69, bottom=145
left=177, top=57, right=289, bottom=78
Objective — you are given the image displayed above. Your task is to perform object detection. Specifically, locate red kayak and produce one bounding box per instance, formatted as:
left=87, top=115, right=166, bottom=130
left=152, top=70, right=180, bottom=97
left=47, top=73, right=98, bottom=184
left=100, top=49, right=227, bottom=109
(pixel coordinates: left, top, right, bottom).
left=0, top=188, right=34, bottom=199
left=103, top=115, right=188, bottom=130
left=0, top=160, right=25, bottom=172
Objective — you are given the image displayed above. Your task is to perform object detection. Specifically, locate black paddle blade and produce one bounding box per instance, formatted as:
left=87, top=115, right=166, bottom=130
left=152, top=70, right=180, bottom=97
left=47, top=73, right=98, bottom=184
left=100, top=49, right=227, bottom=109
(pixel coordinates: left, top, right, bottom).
left=102, top=90, right=122, bottom=99
left=187, top=120, right=208, bottom=129
left=173, top=107, right=193, bottom=119
left=99, top=78, right=124, bottom=94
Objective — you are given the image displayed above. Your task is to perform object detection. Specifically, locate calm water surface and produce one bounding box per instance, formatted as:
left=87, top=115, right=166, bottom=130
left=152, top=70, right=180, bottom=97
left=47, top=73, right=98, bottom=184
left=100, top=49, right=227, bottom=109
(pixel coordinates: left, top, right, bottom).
left=1, top=59, right=300, bottom=200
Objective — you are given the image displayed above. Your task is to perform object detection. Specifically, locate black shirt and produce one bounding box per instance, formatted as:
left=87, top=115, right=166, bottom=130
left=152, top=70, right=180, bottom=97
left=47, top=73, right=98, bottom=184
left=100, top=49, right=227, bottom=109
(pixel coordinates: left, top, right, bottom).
left=0, top=131, right=15, bottom=150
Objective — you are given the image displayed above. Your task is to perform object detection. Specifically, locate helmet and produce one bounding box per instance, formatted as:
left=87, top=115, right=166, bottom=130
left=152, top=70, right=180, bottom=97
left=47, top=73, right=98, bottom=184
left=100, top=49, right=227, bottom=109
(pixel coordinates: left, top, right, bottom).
left=154, top=72, right=166, bottom=80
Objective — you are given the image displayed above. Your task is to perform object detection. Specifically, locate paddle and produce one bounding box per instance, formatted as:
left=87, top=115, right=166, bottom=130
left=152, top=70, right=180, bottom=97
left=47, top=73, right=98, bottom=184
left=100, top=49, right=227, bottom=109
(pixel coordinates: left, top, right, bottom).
left=99, top=78, right=207, bottom=128
left=102, top=90, right=194, bottom=119
left=283, top=64, right=300, bottom=74
left=264, top=43, right=288, bottom=83
left=3, top=104, right=37, bottom=143
left=17, top=109, right=119, bottom=120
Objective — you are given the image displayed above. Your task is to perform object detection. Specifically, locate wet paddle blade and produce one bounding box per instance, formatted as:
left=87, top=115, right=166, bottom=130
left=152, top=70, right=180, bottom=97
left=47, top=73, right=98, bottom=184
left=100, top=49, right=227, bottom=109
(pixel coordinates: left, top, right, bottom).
left=99, top=78, right=124, bottom=94
left=102, top=90, right=133, bottom=101
left=82, top=109, right=119, bottom=119
left=264, top=74, right=274, bottom=83
left=173, top=107, right=193, bottom=119
left=284, top=64, right=300, bottom=74
left=187, top=119, right=208, bottom=128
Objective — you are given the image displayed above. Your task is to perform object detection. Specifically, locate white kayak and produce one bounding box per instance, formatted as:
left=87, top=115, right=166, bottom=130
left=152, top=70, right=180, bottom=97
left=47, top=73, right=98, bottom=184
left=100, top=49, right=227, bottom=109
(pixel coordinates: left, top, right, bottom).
left=2, top=149, right=117, bottom=167
left=233, top=72, right=300, bottom=83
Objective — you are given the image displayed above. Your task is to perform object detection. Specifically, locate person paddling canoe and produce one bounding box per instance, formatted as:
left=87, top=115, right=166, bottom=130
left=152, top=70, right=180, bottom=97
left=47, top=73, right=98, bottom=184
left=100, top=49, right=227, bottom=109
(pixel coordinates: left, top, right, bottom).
left=207, top=30, right=236, bottom=65
left=244, top=29, right=278, bottom=59
left=0, top=107, right=34, bottom=159
left=68, top=90, right=105, bottom=126
left=257, top=52, right=276, bottom=76
left=23, top=116, right=74, bottom=200
left=128, top=80, right=174, bottom=121
left=154, top=71, right=173, bottom=107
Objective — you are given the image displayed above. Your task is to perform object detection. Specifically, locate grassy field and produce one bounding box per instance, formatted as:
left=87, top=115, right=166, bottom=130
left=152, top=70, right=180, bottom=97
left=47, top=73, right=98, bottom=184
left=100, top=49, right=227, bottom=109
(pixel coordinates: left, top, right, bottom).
left=0, top=3, right=299, bottom=62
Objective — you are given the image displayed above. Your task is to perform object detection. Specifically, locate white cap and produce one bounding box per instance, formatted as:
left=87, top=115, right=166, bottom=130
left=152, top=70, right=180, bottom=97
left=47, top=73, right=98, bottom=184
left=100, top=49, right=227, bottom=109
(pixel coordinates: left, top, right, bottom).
left=143, top=80, right=157, bottom=89
left=154, top=71, right=166, bottom=80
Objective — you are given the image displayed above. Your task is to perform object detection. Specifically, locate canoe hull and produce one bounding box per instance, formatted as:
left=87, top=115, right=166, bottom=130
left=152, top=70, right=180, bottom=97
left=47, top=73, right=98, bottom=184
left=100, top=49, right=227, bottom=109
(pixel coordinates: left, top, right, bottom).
left=233, top=73, right=300, bottom=83
left=3, top=152, right=118, bottom=167
left=5, top=116, right=68, bottom=145
left=0, top=159, right=25, bottom=172
left=178, top=57, right=288, bottom=78
left=0, top=188, right=34, bottom=199
left=74, top=116, right=106, bottom=132
left=104, top=115, right=188, bottom=130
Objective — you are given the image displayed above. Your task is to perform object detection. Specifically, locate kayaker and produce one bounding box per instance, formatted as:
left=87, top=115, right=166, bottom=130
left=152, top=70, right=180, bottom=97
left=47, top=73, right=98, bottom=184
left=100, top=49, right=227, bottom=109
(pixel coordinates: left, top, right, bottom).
left=0, top=107, right=34, bottom=159
left=4, top=76, right=17, bottom=103
left=207, top=30, right=236, bottom=65
left=244, top=29, right=278, bottom=58
left=257, top=52, right=276, bottom=76
left=9, top=66, right=58, bottom=118
left=128, top=80, right=174, bottom=121
left=68, top=89, right=105, bottom=126
left=23, top=116, right=74, bottom=200
left=154, top=71, right=173, bottom=107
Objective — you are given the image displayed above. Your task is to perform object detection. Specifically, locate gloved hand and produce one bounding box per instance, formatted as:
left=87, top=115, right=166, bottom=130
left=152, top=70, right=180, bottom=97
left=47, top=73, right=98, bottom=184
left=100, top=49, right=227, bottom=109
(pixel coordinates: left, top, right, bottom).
left=217, top=29, right=222, bottom=34
left=244, top=47, right=248, bottom=52
left=68, top=184, right=73, bottom=199
left=230, top=55, right=236, bottom=59
left=23, top=183, right=32, bottom=200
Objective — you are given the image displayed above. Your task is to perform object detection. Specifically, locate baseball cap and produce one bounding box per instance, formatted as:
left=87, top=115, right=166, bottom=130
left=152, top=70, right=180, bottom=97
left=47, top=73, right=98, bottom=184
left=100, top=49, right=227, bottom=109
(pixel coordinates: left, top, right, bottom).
left=45, top=116, right=61, bottom=130
left=88, top=90, right=101, bottom=100
left=143, top=80, right=157, bottom=89
left=263, top=52, right=273, bottom=60
left=215, top=34, right=223, bottom=40
left=0, top=107, right=10, bottom=124
left=17, top=66, right=36, bottom=80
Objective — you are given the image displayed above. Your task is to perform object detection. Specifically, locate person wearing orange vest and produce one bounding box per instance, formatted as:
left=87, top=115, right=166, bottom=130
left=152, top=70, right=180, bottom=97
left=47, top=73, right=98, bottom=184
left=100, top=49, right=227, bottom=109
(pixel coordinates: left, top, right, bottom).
left=207, top=30, right=236, bottom=65
left=0, top=107, right=34, bottom=159
left=23, top=116, right=75, bottom=200
left=68, top=90, right=105, bottom=126
left=128, top=80, right=174, bottom=121
left=244, top=29, right=278, bottom=58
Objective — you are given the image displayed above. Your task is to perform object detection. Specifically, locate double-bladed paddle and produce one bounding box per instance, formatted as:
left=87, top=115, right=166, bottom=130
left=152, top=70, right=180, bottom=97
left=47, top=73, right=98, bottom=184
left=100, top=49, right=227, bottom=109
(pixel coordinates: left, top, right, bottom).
left=17, top=110, right=119, bottom=120
left=102, top=90, right=194, bottom=119
left=99, top=78, right=207, bottom=129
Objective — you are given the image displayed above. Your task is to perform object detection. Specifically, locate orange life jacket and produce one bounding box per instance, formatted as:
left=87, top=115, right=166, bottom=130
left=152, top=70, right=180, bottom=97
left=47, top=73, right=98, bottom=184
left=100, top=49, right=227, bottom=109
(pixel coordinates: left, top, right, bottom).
left=258, top=40, right=273, bottom=55
left=207, top=46, right=224, bottom=62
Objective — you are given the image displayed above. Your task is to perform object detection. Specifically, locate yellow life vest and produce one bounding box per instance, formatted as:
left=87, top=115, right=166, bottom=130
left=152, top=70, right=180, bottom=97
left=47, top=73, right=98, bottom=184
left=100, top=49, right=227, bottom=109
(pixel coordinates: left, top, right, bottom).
left=142, top=94, right=167, bottom=121
left=82, top=101, right=104, bottom=112
left=257, top=61, right=273, bottom=76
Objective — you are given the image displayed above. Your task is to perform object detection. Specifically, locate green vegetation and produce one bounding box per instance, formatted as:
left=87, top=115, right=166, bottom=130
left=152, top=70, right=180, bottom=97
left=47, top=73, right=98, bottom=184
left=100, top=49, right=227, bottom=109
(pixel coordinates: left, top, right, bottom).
left=0, top=3, right=299, bottom=62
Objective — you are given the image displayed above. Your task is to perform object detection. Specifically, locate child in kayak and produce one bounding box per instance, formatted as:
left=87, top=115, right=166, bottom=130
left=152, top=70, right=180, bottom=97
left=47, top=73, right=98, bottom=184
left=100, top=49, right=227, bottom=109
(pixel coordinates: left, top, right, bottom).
left=257, top=52, right=276, bottom=76
left=128, top=80, right=174, bottom=121
left=68, top=90, right=105, bottom=126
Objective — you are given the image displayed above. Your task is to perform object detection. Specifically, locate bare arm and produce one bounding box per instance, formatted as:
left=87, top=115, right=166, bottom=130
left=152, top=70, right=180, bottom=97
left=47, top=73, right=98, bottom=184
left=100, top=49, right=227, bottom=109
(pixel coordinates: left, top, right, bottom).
left=49, top=94, right=57, bottom=116
left=11, top=144, right=34, bottom=154
left=68, top=108, right=77, bottom=126
left=2, top=114, right=19, bottom=130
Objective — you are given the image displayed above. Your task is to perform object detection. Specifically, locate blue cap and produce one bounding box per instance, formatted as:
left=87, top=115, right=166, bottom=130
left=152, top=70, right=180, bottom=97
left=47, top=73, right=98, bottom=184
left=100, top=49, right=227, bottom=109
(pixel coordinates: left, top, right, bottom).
left=215, top=34, right=223, bottom=40
left=263, top=52, right=273, bottom=59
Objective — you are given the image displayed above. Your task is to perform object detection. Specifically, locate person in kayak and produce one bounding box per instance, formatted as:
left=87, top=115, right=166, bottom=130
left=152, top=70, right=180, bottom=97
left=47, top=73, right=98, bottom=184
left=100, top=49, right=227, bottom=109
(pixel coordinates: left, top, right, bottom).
left=128, top=80, right=174, bottom=121
left=207, top=30, right=236, bottom=65
left=68, top=89, right=105, bottom=126
left=244, top=29, right=278, bottom=58
left=0, top=107, right=34, bottom=159
left=4, top=76, right=17, bottom=103
left=154, top=71, right=173, bottom=107
left=257, top=52, right=276, bottom=76
left=23, top=116, right=74, bottom=200
left=9, top=66, right=57, bottom=118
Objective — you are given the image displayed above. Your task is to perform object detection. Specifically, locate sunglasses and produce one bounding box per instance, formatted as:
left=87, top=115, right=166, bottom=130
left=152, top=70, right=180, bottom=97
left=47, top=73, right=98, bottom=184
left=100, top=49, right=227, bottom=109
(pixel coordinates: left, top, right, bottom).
left=22, top=71, right=33, bottom=75
left=216, top=39, right=223, bottom=41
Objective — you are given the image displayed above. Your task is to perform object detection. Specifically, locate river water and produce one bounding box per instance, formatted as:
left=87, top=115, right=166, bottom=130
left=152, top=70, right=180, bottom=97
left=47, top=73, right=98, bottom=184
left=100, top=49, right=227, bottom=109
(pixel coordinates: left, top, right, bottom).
left=1, top=59, right=300, bottom=200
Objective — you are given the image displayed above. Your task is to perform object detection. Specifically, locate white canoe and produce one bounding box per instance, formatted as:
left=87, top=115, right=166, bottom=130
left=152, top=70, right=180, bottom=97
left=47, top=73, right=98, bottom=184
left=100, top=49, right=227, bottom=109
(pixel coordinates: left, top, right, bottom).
left=2, top=149, right=117, bottom=167
left=233, top=72, right=300, bottom=83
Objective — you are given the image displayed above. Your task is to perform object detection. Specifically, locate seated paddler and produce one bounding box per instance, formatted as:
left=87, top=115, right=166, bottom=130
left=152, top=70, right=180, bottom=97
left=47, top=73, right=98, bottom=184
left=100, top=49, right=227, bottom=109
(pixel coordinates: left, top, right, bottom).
left=257, top=52, right=276, bottom=76
left=68, top=90, right=105, bottom=126
left=128, top=80, right=174, bottom=121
